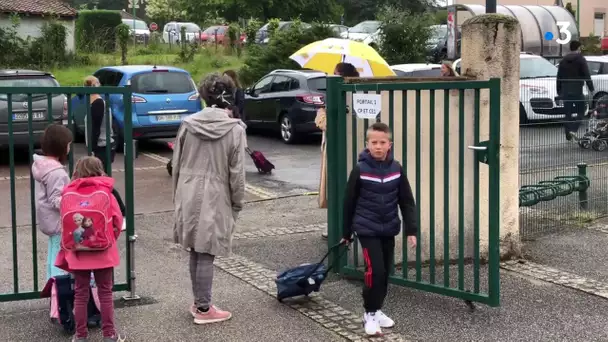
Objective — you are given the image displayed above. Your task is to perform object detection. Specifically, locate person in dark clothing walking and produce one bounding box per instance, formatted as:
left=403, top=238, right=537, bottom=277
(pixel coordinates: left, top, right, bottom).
left=223, top=70, right=245, bottom=120
left=84, top=76, right=116, bottom=173
left=340, top=122, right=418, bottom=336
left=556, top=40, right=595, bottom=141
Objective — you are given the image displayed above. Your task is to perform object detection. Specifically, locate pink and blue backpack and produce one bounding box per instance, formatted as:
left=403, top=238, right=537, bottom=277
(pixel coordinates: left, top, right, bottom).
left=41, top=274, right=101, bottom=333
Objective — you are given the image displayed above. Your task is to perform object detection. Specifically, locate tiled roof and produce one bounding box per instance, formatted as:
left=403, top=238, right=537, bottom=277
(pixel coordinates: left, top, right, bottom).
left=0, top=0, right=78, bottom=17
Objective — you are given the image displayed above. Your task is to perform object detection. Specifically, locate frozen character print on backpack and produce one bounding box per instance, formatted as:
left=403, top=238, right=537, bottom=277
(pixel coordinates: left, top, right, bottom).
left=81, top=217, right=96, bottom=242
left=73, top=213, right=85, bottom=244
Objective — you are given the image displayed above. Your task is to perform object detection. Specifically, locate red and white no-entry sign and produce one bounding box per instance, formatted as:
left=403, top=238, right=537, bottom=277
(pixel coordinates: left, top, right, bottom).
left=149, top=22, right=158, bottom=31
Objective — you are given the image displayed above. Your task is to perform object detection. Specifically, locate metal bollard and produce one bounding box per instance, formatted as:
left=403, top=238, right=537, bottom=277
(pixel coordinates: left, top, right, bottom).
left=122, top=234, right=140, bottom=301
left=577, top=163, right=589, bottom=210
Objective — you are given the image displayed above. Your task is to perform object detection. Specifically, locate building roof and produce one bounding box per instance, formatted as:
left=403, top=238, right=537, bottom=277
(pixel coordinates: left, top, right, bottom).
left=0, top=0, right=78, bottom=18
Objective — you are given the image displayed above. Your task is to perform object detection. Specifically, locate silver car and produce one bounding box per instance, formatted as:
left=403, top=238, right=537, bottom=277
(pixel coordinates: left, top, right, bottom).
left=0, top=70, right=67, bottom=147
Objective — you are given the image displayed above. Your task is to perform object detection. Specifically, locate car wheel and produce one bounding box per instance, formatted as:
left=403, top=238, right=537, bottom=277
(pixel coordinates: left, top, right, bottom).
left=72, top=123, right=85, bottom=143
left=519, top=102, right=529, bottom=125
left=279, top=113, right=298, bottom=144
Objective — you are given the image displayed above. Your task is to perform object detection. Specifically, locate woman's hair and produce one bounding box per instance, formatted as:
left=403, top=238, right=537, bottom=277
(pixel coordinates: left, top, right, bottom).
left=223, top=69, right=241, bottom=88
left=199, top=73, right=236, bottom=109
left=73, top=156, right=106, bottom=179
left=441, top=61, right=457, bottom=76
left=84, top=76, right=100, bottom=87
left=41, top=124, right=73, bottom=163
left=335, top=63, right=360, bottom=77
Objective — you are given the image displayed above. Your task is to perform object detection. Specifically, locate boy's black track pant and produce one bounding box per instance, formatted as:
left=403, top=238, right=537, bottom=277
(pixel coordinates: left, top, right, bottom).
left=359, top=236, right=395, bottom=313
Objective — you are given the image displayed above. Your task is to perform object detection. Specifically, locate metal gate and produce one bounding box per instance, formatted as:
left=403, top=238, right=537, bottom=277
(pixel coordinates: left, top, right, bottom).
left=0, top=86, right=136, bottom=302
left=325, top=76, right=502, bottom=307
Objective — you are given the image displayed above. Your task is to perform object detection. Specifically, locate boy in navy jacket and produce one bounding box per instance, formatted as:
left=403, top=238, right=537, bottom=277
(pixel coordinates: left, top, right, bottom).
left=341, top=122, right=418, bottom=336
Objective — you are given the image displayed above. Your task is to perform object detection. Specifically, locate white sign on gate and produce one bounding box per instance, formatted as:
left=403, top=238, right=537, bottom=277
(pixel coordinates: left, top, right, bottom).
left=352, top=93, right=382, bottom=120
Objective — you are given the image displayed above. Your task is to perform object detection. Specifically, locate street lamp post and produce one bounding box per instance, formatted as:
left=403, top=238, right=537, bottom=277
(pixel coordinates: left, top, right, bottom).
left=576, top=0, right=580, bottom=31
left=486, top=0, right=497, bottom=13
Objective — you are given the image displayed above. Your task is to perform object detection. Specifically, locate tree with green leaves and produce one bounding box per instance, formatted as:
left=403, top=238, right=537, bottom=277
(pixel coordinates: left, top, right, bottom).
left=146, top=0, right=186, bottom=23
left=376, top=5, right=434, bottom=65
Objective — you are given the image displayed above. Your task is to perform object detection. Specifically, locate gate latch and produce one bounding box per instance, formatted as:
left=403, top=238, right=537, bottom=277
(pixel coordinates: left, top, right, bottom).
left=467, top=141, right=489, bottom=165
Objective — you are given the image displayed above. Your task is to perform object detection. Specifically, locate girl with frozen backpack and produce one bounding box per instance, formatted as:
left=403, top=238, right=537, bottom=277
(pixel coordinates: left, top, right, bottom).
left=55, top=156, right=126, bottom=342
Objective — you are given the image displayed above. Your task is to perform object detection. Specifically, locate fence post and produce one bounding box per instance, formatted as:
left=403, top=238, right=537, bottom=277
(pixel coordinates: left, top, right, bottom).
left=122, top=88, right=140, bottom=302
left=326, top=76, right=345, bottom=273
left=577, top=163, right=589, bottom=210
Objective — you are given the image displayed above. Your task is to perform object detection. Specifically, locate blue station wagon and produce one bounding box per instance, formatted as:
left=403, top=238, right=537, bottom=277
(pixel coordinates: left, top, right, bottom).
left=71, top=65, right=201, bottom=147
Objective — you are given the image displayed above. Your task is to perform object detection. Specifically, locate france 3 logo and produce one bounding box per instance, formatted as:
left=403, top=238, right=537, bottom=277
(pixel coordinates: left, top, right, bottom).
left=543, top=22, right=573, bottom=45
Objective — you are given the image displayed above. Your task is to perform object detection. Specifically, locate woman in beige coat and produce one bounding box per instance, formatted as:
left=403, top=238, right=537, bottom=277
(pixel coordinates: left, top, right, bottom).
left=172, top=73, right=246, bottom=325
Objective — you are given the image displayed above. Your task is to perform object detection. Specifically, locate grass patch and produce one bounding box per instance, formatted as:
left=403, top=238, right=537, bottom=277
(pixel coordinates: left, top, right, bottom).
left=51, top=45, right=244, bottom=86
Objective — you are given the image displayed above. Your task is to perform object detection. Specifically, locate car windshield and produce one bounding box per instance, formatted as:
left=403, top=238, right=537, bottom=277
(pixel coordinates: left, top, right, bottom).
left=428, top=25, right=447, bottom=43
left=0, top=76, right=58, bottom=101
left=520, top=57, right=558, bottom=79
left=122, top=19, right=148, bottom=30
left=349, top=21, right=381, bottom=34
left=307, top=77, right=327, bottom=92
left=181, top=23, right=201, bottom=32
left=131, top=71, right=195, bottom=94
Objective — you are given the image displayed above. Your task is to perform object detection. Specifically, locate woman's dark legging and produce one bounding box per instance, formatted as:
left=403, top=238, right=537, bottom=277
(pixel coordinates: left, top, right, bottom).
left=92, top=147, right=116, bottom=175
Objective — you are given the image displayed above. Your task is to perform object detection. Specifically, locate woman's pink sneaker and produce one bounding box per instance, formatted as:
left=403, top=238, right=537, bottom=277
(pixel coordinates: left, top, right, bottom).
left=193, top=305, right=232, bottom=324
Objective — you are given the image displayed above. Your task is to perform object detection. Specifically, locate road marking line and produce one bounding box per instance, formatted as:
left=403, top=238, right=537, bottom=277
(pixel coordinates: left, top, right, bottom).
left=0, top=166, right=166, bottom=182
left=245, top=184, right=277, bottom=199
left=141, top=152, right=170, bottom=164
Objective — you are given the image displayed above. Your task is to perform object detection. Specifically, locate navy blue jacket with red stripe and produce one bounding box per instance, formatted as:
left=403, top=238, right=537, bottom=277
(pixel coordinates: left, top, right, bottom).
left=343, top=149, right=418, bottom=239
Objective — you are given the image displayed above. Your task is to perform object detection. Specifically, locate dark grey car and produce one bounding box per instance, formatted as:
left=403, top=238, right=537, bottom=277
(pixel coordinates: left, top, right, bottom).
left=0, top=70, right=66, bottom=147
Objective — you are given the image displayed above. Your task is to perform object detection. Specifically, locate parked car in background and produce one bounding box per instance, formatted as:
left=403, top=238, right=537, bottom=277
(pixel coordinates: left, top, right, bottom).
left=340, top=20, right=382, bottom=48
left=454, top=52, right=589, bottom=123
left=162, top=22, right=202, bottom=44
left=329, top=24, right=349, bottom=37
left=201, top=25, right=246, bottom=44
left=391, top=63, right=443, bottom=77
left=121, top=19, right=150, bottom=44
left=255, top=21, right=311, bottom=44
left=585, top=55, right=608, bottom=108
left=244, top=69, right=326, bottom=144
left=0, top=70, right=67, bottom=147
left=426, top=24, right=461, bottom=63
left=71, top=65, right=202, bottom=149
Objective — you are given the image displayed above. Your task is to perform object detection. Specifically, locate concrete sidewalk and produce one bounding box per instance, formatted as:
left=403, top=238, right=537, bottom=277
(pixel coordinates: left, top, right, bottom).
left=4, top=195, right=608, bottom=341
left=0, top=206, right=340, bottom=342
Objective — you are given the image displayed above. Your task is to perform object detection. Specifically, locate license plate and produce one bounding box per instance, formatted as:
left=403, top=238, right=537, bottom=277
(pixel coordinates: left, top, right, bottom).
left=156, top=114, right=182, bottom=122
left=12, top=111, right=45, bottom=121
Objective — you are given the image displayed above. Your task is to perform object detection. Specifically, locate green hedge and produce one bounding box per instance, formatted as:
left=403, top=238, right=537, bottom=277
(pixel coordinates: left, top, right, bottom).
left=76, top=10, right=122, bottom=53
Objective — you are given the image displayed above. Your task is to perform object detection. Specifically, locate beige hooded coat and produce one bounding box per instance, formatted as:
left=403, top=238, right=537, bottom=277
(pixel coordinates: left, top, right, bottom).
left=172, top=107, right=246, bottom=257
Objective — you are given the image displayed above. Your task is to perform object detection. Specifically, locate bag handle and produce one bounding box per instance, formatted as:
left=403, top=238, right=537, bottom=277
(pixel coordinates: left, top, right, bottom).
left=302, top=242, right=349, bottom=281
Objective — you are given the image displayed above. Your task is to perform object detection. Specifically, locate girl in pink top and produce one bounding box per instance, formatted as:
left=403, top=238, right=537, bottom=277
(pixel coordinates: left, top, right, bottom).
left=55, top=156, right=125, bottom=342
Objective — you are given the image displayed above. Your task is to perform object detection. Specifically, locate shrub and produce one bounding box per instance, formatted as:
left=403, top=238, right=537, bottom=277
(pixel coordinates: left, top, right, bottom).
left=245, top=19, right=262, bottom=46
left=240, top=21, right=336, bottom=86
left=116, top=24, right=130, bottom=65
left=76, top=10, right=122, bottom=53
left=377, top=6, right=434, bottom=65
left=581, top=35, right=602, bottom=55
left=28, top=21, right=68, bottom=68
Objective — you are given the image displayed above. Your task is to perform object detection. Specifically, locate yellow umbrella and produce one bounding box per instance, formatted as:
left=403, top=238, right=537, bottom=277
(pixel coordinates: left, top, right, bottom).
left=290, top=38, right=395, bottom=77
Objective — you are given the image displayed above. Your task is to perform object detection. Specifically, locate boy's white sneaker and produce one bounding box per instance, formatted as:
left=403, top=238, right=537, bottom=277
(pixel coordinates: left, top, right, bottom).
left=376, top=310, right=395, bottom=328
left=363, top=312, right=383, bottom=336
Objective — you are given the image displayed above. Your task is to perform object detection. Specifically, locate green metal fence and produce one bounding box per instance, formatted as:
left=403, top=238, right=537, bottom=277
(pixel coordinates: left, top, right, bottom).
left=325, top=76, right=502, bottom=307
left=0, top=86, right=136, bottom=302
left=519, top=80, right=608, bottom=238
